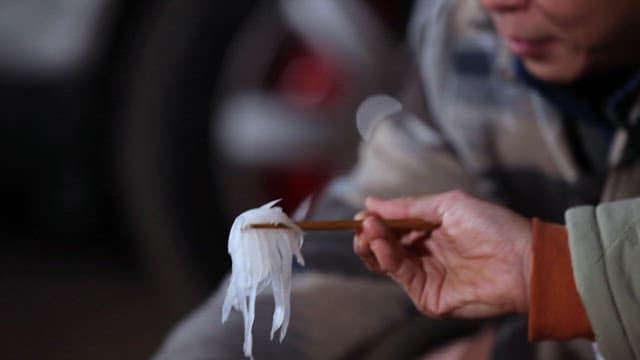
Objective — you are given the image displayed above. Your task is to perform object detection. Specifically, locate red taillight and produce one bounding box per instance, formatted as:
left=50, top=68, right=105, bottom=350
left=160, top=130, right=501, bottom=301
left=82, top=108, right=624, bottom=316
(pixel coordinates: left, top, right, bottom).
left=276, top=47, right=344, bottom=109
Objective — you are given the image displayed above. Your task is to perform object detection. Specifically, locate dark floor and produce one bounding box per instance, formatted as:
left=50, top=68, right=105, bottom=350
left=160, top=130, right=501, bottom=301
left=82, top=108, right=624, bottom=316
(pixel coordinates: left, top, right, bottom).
left=1, top=238, right=189, bottom=360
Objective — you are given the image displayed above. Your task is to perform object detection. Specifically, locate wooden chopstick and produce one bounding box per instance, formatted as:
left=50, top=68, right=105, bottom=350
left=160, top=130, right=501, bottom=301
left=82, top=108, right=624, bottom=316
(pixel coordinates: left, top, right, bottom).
left=249, top=219, right=437, bottom=231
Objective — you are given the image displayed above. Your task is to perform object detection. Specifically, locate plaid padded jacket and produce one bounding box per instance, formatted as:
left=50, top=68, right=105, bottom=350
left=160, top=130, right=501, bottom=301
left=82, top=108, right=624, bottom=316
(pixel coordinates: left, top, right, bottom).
left=315, top=0, right=640, bottom=358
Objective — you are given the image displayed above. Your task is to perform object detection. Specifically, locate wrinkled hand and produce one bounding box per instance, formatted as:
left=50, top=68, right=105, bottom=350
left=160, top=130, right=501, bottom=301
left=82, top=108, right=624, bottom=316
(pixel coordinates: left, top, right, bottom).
left=354, top=190, right=532, bottom=319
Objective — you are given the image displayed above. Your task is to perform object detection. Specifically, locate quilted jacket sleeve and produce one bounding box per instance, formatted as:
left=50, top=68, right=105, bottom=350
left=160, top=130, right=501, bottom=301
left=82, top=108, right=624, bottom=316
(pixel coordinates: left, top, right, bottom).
left=566, top=197, right=640, bottom=360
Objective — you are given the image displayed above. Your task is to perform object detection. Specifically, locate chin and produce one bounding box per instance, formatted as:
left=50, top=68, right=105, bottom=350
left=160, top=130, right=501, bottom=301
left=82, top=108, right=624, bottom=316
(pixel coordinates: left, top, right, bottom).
left=522, top=58, right=587, bottom=84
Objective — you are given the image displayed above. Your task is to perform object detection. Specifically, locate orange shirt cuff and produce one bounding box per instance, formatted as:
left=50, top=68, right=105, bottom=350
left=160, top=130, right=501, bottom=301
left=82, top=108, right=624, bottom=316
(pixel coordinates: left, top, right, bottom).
left=528, top=218, right=594, bottom=341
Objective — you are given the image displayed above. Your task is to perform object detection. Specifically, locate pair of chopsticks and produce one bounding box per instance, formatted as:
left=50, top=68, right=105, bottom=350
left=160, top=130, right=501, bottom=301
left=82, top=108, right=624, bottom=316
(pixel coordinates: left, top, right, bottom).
left=250, top=219, right=437, bottom=231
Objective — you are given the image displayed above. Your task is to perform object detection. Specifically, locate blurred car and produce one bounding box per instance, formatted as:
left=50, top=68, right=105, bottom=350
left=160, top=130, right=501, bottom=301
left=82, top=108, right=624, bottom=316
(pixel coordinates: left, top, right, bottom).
left=0, top=0, right=413, bottom=313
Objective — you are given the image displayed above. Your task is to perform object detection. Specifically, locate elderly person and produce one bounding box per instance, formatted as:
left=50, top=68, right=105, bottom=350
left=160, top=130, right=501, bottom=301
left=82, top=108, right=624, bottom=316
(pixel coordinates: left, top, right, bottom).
left=155, top=0, right=640, bottom=358
left=354, top=0, right=640, bottom=358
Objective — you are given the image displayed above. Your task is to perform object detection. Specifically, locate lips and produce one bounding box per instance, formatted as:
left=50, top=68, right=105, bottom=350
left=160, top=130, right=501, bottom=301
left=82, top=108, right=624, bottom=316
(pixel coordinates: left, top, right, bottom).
left=506, top=36, right=554, bottom=58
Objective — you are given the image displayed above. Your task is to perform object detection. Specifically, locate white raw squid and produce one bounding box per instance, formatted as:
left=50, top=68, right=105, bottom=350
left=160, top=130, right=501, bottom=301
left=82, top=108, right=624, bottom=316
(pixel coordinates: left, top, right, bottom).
left=221, top=199, right=305, bottom=358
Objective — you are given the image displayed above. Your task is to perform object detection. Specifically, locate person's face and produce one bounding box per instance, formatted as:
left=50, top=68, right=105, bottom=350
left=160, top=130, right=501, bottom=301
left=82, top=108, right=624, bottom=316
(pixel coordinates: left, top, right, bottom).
left=481, top=0, right=640, bottom=82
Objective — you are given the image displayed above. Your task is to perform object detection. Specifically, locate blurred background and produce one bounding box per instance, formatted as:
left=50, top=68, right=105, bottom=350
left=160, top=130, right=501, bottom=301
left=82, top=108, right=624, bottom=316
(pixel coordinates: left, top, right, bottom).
left=0, top=0, right=413, bottom=358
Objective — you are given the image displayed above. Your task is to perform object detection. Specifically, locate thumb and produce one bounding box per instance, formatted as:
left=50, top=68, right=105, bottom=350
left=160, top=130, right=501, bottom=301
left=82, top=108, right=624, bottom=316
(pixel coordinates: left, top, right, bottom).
left=365, top=195, right=444, bottom=224
left=365, top=196, right=413, bottom=218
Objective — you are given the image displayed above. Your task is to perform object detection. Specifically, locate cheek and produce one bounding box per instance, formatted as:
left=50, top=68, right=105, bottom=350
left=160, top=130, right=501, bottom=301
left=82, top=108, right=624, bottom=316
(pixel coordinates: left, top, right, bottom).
left=534, top=4, right=591, bottom=41
left=534, top=0, right=596, bottom=26
left=534, top=0, right=635, bottom=47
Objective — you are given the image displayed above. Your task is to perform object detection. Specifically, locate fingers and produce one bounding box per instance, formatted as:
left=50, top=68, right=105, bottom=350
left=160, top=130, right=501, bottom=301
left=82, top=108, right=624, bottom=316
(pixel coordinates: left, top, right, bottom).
left=354, top=214, right=416, bottom=275
left=353, top=212, right=383, bottom=272
left=363, top=220, right=427, bottom=304
left=353, top=212, right=398, bottom=273
left=354, top=213, right=432, bottom=315
left=401, top=230, right=429, bottom=247
left=368, top=233, right=405, bottom=274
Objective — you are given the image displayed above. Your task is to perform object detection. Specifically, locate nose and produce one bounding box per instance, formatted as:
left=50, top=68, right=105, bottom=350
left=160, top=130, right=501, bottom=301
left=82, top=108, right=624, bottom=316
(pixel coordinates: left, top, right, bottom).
left=481, top=0, right=528, bottom=12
